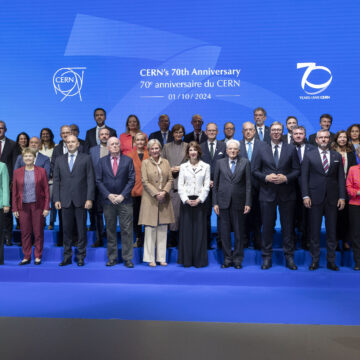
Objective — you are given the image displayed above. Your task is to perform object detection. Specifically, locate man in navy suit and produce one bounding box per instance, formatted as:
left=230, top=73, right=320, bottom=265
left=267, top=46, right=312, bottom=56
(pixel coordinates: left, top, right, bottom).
left=308, top=114, right=335, bottom=145
left=253, top=107, right=270, bottom=144
left=301, top=129, right=346, bottom=271
left=200, top=123, right=226, bottom=248
left=96, top=137, right=135, bottom=267
left=148, top=114, right=174, bottom=146
left=14, top=137, right=50, bottom=178
left=282, top=116, right=298, bottom=144
left=53, top=135, right=95, bottom=266
left=89, top=128, right=110, bottom=247
left=253, top=121, right=300, bottom=270
left=85, top=108, right=117, bottom=149
left=184, top=114, right=208, bottom=144
left=239, top=122, right=262, bottom=249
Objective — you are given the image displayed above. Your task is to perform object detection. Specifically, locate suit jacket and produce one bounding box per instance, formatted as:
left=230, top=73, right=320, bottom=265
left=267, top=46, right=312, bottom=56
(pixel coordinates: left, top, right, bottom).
left=343, top=150, right=358, bottom=177
left=200, top=140, right=226, bottom=180
left=96, top=154, right=135, bottom=205
left=184, top=131, right=208, bottom=144
left=239, top=139, right=262, bottom=189
left=213, top=156, right=251, bottom=209
left=0, top=137, right=18, bottom=180
left=252, top=142, right=300, bottom=202
left=308, top=131, right=335, bottom=145
left=50, top=140, right=87, bottom=178
left=254, top=126, right=270, bottom=144
left=12, top=166, right=50, bottom=211
left=148, top=130, right=174, bottom=147
left=53, top=152, right=95, bottom=208
left=85, top=126, right=117, bottom=149
left=301, top=148, right=346, bottom=205
left=0, top=162, right=10, bottom=208
left=89, top=144, right=110, bottom=169
left=14, top=152, right=50, bottom=178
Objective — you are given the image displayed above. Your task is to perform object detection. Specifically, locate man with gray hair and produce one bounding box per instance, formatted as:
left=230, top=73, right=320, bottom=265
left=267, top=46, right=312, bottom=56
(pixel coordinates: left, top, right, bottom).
left=96, top=137, right=135, bottom=267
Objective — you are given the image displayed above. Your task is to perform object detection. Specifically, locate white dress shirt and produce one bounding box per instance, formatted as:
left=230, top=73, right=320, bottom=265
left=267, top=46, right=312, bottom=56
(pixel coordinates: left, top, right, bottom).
left=271, top=141, right=283, bottom=157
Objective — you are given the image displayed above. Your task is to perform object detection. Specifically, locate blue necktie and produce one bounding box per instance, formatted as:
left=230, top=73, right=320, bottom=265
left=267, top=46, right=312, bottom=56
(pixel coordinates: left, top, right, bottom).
left=162, top=132, right=167, bottom=145
left=297, top=146, right=302, bottom=163
left=258, top=128, right=264, bottom=141
left=69, top=154, right=75, bottom=172
left=231, top=160, right=236, bottom=174
left=247, top=142, right=252, bottom=161
left=273, top=145, right=279, bottom=167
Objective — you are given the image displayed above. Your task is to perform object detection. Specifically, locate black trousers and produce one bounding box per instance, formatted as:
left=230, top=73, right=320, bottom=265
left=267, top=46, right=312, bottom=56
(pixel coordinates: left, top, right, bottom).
left=260, top=199, right=296, bottom=259
left=219, top=201, right=246, bottom=266
left=309, top=200, right=337, bottom=263
left=132, top=196, right=142, bottom=240
left=349, top=205, right=360, bottom=264
left=244, top=187, right=261, bottom=249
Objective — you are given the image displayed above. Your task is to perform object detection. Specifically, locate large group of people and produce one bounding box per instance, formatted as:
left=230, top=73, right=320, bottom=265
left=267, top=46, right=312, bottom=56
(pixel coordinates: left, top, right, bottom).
left=0, top=108, right=360, bottom=271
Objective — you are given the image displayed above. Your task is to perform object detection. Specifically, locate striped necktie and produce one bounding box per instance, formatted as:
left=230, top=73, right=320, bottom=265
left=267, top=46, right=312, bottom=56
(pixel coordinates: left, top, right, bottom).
left=322, top=151, right=329, bottom=173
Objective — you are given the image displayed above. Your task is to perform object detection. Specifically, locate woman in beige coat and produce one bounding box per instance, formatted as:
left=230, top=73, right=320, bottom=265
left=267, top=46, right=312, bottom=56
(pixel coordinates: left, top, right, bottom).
left=138, top=139, right=175, bottom=267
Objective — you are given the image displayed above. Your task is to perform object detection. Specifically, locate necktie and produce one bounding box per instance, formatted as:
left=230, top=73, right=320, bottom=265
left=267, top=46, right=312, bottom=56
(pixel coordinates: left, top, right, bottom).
left=297, top=146, right=302, bottom=163
left=247, top=142, right=252, bottom=161
left=195, top=133, right=200, bottom=143
left=274, top=145, right=279, bottom=167
left=258, top=128, right=264, bottom=141
left=112, top=156, right=118, bottom=176
left=210, top=142, right=214, bottom=158
left=162, top=132, right=167, bottom=145
left=231, top=160, right=236, bottom=174
left=69, top=154, right=75, bottom=172
left=322, top=151, right=329, bottom=173
left=289, top=135, right=293, bottom=144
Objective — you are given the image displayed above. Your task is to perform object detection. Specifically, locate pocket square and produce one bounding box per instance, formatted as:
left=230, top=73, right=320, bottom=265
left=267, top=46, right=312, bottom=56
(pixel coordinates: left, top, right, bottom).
left=334, top=160, right=339, bottom=162
left=218, top=152, right=223, bottom=155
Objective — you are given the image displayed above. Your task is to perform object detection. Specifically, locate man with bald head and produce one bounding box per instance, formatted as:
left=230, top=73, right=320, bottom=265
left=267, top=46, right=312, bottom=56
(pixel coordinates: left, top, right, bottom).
left=96, top=137, right=135, bottom=267
left=53, top=135, right=95, bottom=266
left=184, top=114, right=208, bottom=144
left=14, top=137, right=50, bottom=177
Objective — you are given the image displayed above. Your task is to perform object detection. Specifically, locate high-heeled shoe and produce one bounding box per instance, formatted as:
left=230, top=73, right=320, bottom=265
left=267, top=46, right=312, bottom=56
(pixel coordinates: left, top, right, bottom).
left=34, top=258, right=42, bottom=265
left=19, top=259, right=31, bottom=265
left=160, top=262, right=168, bottom=266
left=149, top=262, right=156, bottom=267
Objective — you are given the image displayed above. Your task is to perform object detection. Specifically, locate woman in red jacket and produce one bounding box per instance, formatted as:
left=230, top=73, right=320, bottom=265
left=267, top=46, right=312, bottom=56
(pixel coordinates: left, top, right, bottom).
left=119, top=114, right=147, bottom=155
left=12, top=148, right=50, bottom=265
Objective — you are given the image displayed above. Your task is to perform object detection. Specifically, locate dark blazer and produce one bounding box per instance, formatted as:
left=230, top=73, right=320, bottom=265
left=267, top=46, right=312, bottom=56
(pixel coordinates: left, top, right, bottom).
left=85, top=126, right=117, bottom=149
left=252, top=142, right=300, bottom=202
left=50, top=140, right=87, bottom=178
left=344, top=151, right=358, bottom=177
left=89, top=145, right=102, bottom=168
left=301, top=148, right=346, bottom=205
left=78, top=138, right=89, bottom=154
left=14, top=152, right=50, bottom=178
left=308, top=131, right=335, bottom=145
left=96, top=154, right=135, bottom=205
left=254, top=126, right=270, bottom=144
left=200, top=140, right=226, bottom=180
left=53, top=152, right=95, bottom=208
left=184, top=131, right=208, bottom=144
left=213, top=156, right=252, bottom=209
left=239, top=139, right=262, bottom=189
left=0, top=137, right=18, bottom=179
left=12, top=166, right=50, bottom=211
left=148, top=130, right=174, bottom=147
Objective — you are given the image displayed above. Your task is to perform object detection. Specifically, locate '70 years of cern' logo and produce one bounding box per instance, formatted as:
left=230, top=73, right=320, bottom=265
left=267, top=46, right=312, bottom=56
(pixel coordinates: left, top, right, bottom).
left=297, top=62, right=332, bottom=95
left=53, top=67, right=86, bottom=101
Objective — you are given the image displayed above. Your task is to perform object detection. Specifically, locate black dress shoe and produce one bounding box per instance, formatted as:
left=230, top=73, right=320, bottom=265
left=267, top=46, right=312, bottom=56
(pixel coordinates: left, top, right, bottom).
left=91, top=241, right=103, bottom=248
left=234, top=264, right=242, bottom=269
left=354, top=264, right=360, bottom=271
left=309, top=262, right=319, bottom=271
left=327, top=262, right=339, bottom=271
left=286, top=258, right=298, bottom=270
left=19, top=259, right=31, bottom=265
left=221, top=263, right=231, bottom=269
left=56, top=241, right=63, bottom=247
left=5, top=239, right=13, bottom=246
left=77, top=260, right=85, bottom=267
left=59, top=259, right=72, bottom=266
left=106, top=260, right=117, bottom=267
left=207, top=245, right=214, bottom=250
left=261, top=259, right=272, bottom=270
left=125, top=260, right=134, bottom=268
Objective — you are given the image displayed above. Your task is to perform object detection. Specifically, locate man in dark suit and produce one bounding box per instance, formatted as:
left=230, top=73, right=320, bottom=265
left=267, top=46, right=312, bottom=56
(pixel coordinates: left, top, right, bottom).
left=0, top=120, right=19, bottom=245
left=89, top=128, right=110, bottom=247
left=308, top=114, right=335, bottom=145
left=184, top=114, right=208, bottom=144
left=213, top=140, right=252, bottom=268
left=148, top=114, right=174, bottom=146
left=253, top=107, right=270, bottom=144
left=200, top=123, right=226, bottom=248
left=96, top=137, right=135, bottom=268
left=221, top=122, right=236, bottom=144
left=301, top=129, right=346, bottom=271
left=253, top=121, right=300, bottom=270
left=239, top=122, right=262, bottom=249
left=14, top=137, right=50, bottom=178
left=292, top=125, right=314, bottom=249
left=85, top=108, right=117, bottom=149
left=282, top=116, right=298, bottom=144
left=53, top=135, right=95, bottom=266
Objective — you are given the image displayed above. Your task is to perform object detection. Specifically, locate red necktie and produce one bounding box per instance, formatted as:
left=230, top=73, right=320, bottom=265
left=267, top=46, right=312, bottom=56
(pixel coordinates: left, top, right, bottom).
left=112, top=157, right=118, bottom=176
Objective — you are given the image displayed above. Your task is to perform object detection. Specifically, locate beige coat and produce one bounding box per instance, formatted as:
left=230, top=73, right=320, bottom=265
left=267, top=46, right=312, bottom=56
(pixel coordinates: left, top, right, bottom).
left=138, top=157, right=175, bottom=227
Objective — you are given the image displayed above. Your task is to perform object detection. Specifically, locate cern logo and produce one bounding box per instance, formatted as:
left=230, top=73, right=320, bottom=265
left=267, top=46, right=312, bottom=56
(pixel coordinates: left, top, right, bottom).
left=53, top=67, right=86, bottom=101
left=297, top=63, right=332, bottom=95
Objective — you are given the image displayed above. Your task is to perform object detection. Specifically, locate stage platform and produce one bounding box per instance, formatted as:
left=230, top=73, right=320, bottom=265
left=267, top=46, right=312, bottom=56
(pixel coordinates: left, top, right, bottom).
left=0, top=229, right=359, bottom=325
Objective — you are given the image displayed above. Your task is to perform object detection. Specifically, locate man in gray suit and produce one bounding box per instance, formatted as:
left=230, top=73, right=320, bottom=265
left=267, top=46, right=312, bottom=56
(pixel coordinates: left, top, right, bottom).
left=53, top=135, right=95, bottom=266
left=213, top=140, right=252, bottom=269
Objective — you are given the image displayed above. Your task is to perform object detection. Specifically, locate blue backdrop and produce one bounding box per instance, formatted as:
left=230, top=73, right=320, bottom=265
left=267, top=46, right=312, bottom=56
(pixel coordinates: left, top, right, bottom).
left=1, top=0, right=359, bottom=142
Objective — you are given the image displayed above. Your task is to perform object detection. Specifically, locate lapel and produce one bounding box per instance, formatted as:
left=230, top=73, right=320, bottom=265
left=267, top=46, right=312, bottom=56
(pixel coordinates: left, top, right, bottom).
left=1, top=138, right=11, bottom=160
left=106, top=154, right=119, bottom=177
left=315, top=148, right=327, bottom=175
left=277, top=143, right=287, bottom=168
left=63, top=153, right=71, bottom=175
